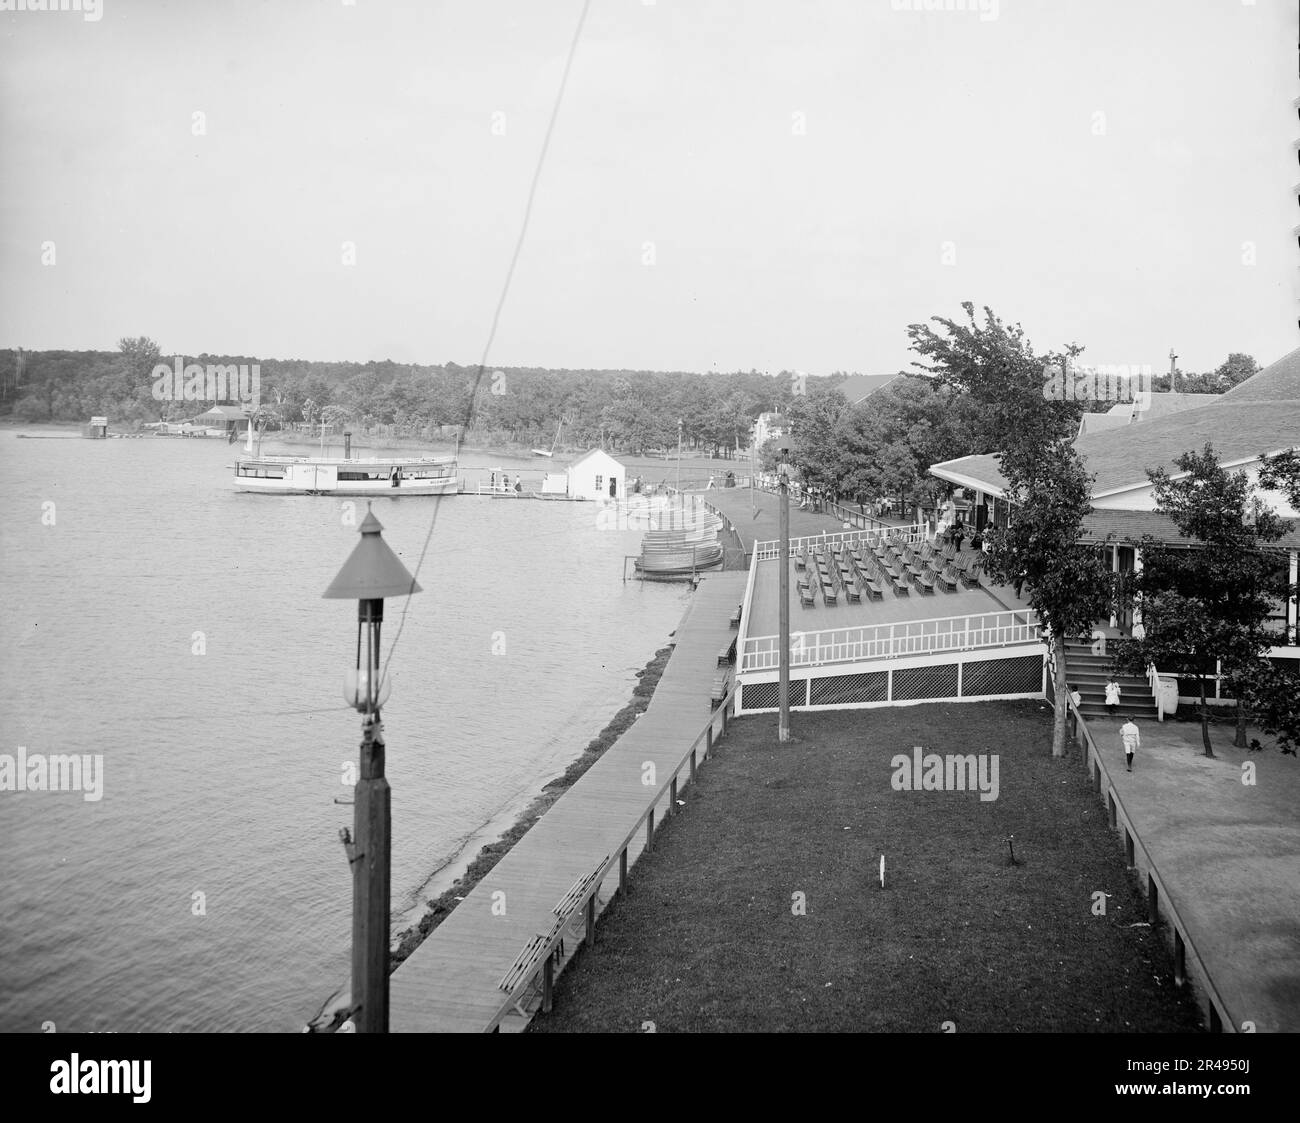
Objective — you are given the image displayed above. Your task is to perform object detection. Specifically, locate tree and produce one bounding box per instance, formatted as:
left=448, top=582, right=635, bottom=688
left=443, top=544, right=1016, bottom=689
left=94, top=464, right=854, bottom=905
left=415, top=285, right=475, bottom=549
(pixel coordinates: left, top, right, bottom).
left=1239, top=663, right=1300, bottom=756
left=908, top=305, right=1111, bottom=758
left=906, top=302, right=1084, bottom=464
left=1258, top=449, right=1300, bottom=509
left=1112, top=444, right=1293, bottom=757
left=1213, top=352, right=1259, bottom=390
left=983, top=444, right=1115, bottom=758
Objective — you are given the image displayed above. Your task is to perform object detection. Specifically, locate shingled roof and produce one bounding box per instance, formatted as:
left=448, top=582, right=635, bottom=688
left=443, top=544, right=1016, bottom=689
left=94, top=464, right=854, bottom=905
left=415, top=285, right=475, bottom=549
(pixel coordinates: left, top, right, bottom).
left=1220, top=346, right=1300, bottom=403
left=930, top=346, right=1300, bottom=500
left=837, top=373, right=901, bottom=404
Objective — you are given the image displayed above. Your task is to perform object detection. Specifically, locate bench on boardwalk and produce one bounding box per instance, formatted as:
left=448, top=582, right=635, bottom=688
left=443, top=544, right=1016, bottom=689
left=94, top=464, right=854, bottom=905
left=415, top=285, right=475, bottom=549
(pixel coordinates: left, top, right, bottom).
left=890, top=573, right=910, bottom=596
left=712, top=667, right=731, bottom=708
left=914, top=569, right=936, bottom=594
left=937, top=565, right=960, bottom=592
left=845, top=584, right=861, bottom=604
left=799, top=585, right=817, bottom=608
left=729, top=602, right=743, bottom=628
left=498, top=934, right=550, bottom=1015
left=717, top=634, right=737, bottom=665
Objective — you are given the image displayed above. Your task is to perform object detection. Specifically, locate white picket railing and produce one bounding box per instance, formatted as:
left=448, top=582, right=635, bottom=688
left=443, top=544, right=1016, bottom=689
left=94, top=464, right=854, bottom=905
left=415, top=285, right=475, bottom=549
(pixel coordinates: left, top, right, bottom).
left=752, top=522, right=927, bottom=561
left=741, top=610, right=1041, bottom=673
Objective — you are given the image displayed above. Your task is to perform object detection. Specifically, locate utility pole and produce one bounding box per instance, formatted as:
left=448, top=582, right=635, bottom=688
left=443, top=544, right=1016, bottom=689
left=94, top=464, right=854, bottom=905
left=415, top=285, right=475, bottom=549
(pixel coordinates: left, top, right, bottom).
left=351, top=699, right=390, bottom=1033
left=676, top=417, right=683, bottom=505
left=778, top=448, right=791, bottom=742
left=1169, top=349, right=1178, bottom=394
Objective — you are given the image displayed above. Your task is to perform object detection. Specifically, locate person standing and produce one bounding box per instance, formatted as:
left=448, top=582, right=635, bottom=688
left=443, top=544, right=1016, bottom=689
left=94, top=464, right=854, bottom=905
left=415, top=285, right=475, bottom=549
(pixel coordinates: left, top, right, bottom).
left=514, top=474, right=522, bottom=493
left=1120, top=718, right=1140, bottom=772
left=490, top=471, right=496, bottom=491
left=1105, top=677, right=1122, bottom=718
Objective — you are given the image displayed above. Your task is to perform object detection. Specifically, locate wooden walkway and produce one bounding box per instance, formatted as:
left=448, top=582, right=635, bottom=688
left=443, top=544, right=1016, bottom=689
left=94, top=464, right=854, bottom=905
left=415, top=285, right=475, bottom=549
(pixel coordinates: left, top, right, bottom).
left=390, top=570, right=750, bottom=1032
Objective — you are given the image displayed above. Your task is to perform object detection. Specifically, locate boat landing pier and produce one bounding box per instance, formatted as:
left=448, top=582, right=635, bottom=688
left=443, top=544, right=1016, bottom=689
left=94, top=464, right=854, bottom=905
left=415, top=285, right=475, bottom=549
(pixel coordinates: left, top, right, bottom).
left=389, top=570, right=750, bottom=1032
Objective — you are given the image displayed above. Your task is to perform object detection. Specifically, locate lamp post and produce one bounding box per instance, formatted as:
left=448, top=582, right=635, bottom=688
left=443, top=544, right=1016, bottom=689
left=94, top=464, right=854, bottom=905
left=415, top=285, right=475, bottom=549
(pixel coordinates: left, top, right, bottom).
left=323, top=505, right=421, bottom=1033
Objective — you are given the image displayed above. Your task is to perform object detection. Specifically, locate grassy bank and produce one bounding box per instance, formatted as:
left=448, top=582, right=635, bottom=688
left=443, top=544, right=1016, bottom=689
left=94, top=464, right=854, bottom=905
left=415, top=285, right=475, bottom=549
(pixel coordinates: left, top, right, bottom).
left=388, top=644, right=675, bottom=970
left=527, top=701, right=1204, bottom=1033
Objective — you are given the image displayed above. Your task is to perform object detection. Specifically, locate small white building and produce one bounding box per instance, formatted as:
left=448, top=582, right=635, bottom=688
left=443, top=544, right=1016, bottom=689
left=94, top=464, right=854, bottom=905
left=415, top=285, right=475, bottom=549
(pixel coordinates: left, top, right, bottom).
left=753, top=412, right=788, bottom=450
left=567, top=449, right=625, bottom=500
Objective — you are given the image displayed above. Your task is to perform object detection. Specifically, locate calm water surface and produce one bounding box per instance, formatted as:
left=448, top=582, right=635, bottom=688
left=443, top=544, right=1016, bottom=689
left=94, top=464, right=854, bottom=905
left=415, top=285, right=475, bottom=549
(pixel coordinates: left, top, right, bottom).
left=0, top=432, right=687, bottom=1031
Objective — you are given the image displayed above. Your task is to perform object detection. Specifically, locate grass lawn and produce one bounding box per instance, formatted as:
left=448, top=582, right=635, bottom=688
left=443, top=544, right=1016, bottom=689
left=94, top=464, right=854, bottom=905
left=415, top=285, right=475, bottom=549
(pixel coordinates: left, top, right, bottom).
left=528, top=701, right=1204, bottom=1033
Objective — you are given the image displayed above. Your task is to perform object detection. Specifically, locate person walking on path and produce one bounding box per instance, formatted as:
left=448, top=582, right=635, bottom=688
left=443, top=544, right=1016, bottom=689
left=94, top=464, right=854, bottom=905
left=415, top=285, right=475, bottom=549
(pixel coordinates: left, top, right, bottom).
left=514, top=474, right=522, bottom=493
left=1105, top=676, right=1122, bottom=717
left=1120, top=718, right=1140, bottom=772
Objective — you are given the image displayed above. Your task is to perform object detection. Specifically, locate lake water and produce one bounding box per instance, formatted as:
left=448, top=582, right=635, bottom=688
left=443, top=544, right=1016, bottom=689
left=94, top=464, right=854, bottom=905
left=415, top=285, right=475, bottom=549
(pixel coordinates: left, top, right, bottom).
left=0, top=431, right=688, bottom=1032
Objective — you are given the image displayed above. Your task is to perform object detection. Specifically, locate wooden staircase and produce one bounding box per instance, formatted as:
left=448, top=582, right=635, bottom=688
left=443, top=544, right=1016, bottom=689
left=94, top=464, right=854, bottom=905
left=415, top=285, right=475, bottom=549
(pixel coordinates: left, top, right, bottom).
left=1061, top=637, right=1156, bottom=721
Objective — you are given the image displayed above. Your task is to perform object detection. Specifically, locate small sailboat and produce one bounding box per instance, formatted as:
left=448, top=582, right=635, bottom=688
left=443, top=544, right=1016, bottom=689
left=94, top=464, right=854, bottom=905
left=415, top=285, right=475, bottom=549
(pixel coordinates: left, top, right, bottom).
left=532, top=417, right=564, bottom=458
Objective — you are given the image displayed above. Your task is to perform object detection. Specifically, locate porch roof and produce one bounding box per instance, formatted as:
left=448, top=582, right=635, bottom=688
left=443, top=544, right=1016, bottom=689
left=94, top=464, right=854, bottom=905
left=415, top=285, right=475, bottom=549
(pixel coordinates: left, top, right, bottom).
left=1079, top=509, right=1300, bottom=550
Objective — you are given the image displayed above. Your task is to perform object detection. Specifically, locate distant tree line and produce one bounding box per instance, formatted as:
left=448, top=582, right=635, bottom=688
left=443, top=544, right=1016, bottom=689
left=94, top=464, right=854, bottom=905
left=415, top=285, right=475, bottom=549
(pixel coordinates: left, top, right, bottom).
left=0, top=338, right=877, bottom=458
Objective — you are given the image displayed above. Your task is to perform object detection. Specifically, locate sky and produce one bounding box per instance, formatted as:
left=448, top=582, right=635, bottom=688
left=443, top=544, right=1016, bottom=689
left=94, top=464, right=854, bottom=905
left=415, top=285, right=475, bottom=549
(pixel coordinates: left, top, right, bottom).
left=0, top=0, right=1295, bottom=378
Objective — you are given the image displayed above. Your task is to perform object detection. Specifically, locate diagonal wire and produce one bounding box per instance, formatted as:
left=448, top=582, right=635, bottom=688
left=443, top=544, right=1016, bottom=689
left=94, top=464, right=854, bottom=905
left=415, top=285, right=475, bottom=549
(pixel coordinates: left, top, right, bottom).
left=380, top=0, right=593, bottom=681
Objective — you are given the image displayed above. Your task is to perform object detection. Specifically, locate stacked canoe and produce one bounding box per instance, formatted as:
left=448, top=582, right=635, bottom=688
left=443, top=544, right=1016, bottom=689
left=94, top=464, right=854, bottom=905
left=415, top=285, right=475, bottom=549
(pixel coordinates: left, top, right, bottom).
left=635, top=509, right=725, bottom=579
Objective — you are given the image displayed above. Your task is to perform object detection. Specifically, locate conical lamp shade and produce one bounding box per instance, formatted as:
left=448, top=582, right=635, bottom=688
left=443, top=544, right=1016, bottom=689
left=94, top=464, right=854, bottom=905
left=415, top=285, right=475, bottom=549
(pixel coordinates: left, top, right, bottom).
left=322, top=508, right=422, bottom=599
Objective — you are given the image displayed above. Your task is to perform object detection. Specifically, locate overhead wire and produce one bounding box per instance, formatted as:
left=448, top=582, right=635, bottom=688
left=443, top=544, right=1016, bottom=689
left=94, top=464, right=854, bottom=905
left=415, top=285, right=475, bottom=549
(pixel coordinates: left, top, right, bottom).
left=380, top=0, right=594, bottom=681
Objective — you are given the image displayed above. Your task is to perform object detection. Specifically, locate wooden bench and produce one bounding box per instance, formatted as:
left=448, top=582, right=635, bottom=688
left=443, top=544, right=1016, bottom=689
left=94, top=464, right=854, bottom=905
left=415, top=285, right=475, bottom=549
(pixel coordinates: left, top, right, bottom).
left=862, top=578, right=885, bottom=601
left=711, top=668, right=729, bottom=708
left=553, top=861, right=608, bottom=929
left=845, top=584, right=861, bottom=604
left=937, top=565, right=960, bottom=592
left=915, top=570, right=936, bottom=594
left=822, top=585, right=837, bottom=606
left=890, top=573, right=911, bottom=595
left=717, top=634, right=737, bottom=665
left=498, top=934, right=549, bottom=996
left=799, top=585, right=817, bottom=608
left=961, top=561, right=984, bottom=589
left=729, top=602, right=743, bottom=629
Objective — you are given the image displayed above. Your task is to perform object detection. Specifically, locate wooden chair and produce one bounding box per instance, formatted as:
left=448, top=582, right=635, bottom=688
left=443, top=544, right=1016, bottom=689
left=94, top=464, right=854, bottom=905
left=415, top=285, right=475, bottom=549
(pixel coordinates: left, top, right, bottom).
left=937, top=566, right=960, bottom=593
left=915, top=569, right=936, bottom=594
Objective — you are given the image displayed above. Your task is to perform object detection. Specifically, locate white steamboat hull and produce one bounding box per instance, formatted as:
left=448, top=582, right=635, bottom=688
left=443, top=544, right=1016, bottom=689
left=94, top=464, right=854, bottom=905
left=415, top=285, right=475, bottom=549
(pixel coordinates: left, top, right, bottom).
left=235, top=478, right=459, bottom=496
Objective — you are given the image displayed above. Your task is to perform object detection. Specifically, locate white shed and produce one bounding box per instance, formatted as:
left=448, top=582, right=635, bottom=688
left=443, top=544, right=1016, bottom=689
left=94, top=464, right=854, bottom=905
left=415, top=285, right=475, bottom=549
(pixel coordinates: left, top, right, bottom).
left=566, top=449, right=625, bottom=501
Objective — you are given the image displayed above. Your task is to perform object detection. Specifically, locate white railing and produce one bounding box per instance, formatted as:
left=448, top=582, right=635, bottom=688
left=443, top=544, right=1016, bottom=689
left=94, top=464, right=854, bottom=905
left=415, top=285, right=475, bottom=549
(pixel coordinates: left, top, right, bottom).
left=752, top=522, right=926, bottom=561
left=741, top=610, right=1041, bottom=672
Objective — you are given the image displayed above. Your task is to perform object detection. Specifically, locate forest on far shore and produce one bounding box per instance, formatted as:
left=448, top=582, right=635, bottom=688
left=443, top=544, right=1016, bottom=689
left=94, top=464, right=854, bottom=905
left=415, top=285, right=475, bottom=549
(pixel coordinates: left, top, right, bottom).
left=0, top=337, right=1260, bottom=511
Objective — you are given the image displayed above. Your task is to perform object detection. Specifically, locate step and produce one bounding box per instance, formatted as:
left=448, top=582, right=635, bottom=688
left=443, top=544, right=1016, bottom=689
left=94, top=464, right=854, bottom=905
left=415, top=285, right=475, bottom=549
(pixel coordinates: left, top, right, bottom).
left=1078, top=703, right=1155, bottom=719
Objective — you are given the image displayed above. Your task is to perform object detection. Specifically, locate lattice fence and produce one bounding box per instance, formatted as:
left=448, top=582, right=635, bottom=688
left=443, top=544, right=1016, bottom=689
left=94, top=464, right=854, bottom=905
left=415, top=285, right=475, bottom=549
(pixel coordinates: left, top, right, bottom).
left=962, top=655, right=1044, bottom=697
left=809, top=671, right=888, bottom=706
left=892, top=664, right=959, bottom=701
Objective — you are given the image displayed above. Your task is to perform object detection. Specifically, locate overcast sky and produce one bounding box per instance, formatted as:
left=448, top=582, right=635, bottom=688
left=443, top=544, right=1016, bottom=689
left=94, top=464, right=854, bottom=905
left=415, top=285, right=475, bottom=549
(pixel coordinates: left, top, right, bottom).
left=1, top=0, right=1294, bottom=377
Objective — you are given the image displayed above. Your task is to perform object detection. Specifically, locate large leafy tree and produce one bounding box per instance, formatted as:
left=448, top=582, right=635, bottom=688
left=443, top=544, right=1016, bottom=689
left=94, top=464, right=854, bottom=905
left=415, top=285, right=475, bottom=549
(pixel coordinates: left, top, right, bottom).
left=1112, top=444, right=1293, bottom=757
left=984, top=444, right=1115, bottom=758
left=909, top=304, right=1111, bottom=758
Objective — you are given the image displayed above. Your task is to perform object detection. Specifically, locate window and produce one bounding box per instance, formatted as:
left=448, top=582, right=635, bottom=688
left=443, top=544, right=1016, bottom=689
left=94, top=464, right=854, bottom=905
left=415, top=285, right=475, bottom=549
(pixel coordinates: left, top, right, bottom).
left=595, top=475, right=603, bottom=490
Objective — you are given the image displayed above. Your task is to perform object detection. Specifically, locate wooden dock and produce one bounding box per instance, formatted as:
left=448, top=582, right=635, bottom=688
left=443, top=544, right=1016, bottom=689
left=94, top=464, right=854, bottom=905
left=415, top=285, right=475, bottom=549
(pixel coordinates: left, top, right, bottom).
left=389, top=570, right=750, bottom=1032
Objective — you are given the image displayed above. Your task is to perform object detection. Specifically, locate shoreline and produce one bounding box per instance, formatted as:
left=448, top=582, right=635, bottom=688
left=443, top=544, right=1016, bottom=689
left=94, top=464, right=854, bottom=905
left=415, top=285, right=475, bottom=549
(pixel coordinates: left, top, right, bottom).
left=305, top=640, right=677, bottom=1030
left=388, top=642, right=674, bottom=968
